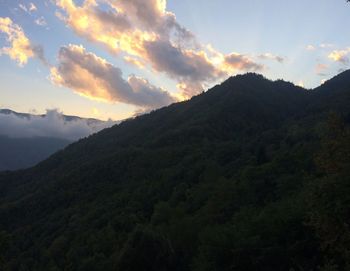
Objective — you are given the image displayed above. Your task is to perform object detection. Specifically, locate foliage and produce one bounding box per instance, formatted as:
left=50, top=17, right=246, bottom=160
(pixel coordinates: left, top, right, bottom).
left=0, top=71, right=350, bottom=270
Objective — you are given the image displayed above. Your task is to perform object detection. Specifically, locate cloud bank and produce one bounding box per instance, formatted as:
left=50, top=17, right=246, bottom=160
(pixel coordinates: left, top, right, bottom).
left=0, top=109, right=115, bottom=141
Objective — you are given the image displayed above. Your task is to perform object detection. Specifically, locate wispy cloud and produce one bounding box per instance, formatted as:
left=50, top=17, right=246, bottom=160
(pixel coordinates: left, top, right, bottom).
left=306, top=45, right=316, bottom=51
left=257, top=53, right=285, bottom=63
left=35, top=16, right=47, bottom=27
left=50, top=44, right=177, bottom=109
left=315, top=63, right=328, bottom=76
left=19, top=2, right=37, bottom=14
left=306, top=44, right=334, bottom=51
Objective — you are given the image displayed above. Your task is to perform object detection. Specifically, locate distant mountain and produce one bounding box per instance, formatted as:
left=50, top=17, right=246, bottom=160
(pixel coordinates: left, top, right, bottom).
left=0, top=135, right=70, bottom=171
left=0, top=109, right=112, bottom=170
left=0, top=108, right=104, bottom=126
left=0, top=71, right=350, bottom=270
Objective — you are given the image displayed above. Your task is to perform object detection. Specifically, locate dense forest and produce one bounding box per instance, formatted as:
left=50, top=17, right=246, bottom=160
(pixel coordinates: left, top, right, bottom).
left=0, top=71, right=350, bottom=270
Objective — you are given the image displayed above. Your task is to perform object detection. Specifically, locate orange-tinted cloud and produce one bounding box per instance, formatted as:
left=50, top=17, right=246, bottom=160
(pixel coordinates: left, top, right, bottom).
left=0, top=17, right=35, bottom=66
left=0, top=17, right=47, bottom=66
left=50, top=44, right=176, bottom=109
left=223, top=53, right=264, bottom=72
left=54, top=0, right=264, bottom=97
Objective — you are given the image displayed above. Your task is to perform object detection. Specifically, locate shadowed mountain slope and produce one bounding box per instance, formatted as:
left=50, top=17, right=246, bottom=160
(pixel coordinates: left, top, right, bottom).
left=0, top=71, right=350, bottom=271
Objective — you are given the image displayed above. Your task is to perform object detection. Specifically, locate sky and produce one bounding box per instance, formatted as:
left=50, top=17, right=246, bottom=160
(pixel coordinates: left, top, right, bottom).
left=0, top=0, right=349, bottom=121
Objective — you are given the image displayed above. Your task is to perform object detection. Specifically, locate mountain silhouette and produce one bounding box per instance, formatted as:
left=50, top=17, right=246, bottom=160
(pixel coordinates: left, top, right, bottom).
left=0, top=71, right=350, bottom=270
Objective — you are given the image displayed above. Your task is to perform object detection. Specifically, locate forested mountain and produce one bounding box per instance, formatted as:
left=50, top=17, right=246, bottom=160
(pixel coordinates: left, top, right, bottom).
left=0, top=72, right=350, bottom=271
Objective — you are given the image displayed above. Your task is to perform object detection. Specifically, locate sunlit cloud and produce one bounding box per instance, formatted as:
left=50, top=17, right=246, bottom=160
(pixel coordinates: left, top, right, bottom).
left=328, top=48, right=350, bottom=64
left=50, top=44, right=177, bottom=109
left=0, top=17, right=41, bottom=66
left=223, top=53, right=264, bottom=72
left=54, top=0, right=264, bottom=97
left=124, top=56, right=145, bottom=69
left=297, top=80, right=305, bottom=88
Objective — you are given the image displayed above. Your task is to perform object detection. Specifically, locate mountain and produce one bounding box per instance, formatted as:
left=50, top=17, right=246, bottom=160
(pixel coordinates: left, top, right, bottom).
left=0, top=109, right=111, bottom=171
left=0, top=135, right=70, bottom=171
left=0, top=109, right=103, bottom=125
left=0, top=71, right=350, bottom=270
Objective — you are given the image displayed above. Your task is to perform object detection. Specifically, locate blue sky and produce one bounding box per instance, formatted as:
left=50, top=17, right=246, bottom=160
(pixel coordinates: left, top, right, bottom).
left=0, top=0, right=349, bottom=120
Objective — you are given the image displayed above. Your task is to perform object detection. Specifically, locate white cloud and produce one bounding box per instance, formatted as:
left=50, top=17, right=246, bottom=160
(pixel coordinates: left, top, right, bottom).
left=29, top=3, right=37, bottom=12
left=35, top=17, right=47, bottom=27
left=19, top=3, right=37, bottom=14
left=258, top=53, right=285, bottom=63
left=306, top=45, right=316, bottom=51
left=0, top=109, right=115, bottom=141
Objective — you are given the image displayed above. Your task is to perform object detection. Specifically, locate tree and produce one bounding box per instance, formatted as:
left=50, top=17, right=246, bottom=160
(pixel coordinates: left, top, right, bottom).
left=308, top=113, right=350, bottom=270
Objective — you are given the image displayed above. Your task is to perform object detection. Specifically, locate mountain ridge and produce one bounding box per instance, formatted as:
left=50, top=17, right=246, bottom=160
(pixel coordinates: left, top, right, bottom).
left=0, top=70, right=350, bottom=270
left=0, top=108, right=104, bottom=125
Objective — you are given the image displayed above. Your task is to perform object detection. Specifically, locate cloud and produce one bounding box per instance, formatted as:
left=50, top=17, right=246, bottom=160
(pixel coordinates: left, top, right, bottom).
left=19, top=3, right=37, bottom=14
left=306, top=44, right=334, bottom=51
left=29, top=3, right=37, bottom=12
left=50, top=44, right=177, bottom=109
left=54, top=0, right=264, bottom=97
left=257, top=53, right=285, bottom=63
left=124, top=56, right=145, bottom=69
left=19, top=4, right=28, bottom=13
left=297, top=81, right=305, bottom=88
left=328, top=49, right=350, bottom=64
left=320, top=43, right=334, bottom=49
left=0, top=17, right=35, bottom=66
left=144, top=39, right=223, bottom=82
left=315, top=63, right=328, bottom=76
left=0, top=109, right=115, bottom=141
left=35, top=17, right=47, bottom=27
left=224, top=53, right=264, bottom=72
left=0, top=17, right=47, bottom=66
left=306, top=45, right=316, bottom=51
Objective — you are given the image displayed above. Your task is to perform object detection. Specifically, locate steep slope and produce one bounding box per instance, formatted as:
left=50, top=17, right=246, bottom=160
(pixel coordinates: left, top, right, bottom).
left=0, top=72, right=350, bottom=271
left=309, top=70, right=350, bottom=115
